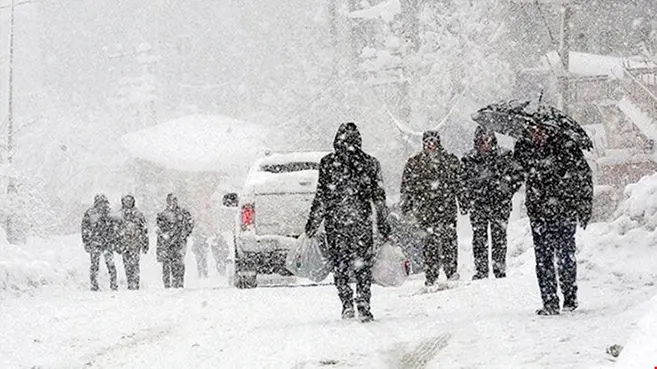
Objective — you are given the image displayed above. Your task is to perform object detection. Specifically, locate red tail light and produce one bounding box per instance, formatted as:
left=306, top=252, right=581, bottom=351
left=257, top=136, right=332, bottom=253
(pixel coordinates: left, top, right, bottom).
left=240, top=204, right=255, bottom=230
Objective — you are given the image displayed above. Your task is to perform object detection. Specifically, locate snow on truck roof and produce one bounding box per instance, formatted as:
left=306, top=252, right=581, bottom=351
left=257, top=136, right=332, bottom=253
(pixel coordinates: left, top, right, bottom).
left=255, top=151, right=330, bottom=167
left=121, top=114, right=270, bottom=173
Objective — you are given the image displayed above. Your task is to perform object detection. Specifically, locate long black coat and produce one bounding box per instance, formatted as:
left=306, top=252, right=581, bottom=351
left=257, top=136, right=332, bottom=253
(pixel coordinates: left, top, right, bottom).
left=461, top=129, right=522, bottom=218
left=305, top=123, right=391, bottom=247
left=514, top=135, right=593, bottom=226
left=400, top=142, right=466, bottom=227
left=156, top=206, right=194, bottom=262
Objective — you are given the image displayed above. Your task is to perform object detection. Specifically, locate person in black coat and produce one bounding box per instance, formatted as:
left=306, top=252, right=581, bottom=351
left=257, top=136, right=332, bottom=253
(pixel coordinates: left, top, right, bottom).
left=514, top=125, right=593, bottom=315
left=81, top=194, right=118, bottom=291
left=461, top=126, right=522, bottom=279
left=156, top=193, right=194, bottom=288
left=400, top=131, right=466, bottom=286
left=305, top=122, right=391, bottom=322
left=116, top=195, right=148, bottom=290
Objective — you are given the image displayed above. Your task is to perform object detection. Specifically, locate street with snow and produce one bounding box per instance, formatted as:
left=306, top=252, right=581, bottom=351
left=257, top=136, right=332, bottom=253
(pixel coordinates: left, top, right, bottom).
left=2, top=208, right=657, bottom=368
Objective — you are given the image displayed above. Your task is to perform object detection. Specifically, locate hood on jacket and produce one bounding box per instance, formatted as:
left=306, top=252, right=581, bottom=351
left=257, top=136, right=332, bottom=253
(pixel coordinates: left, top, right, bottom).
left=166, top=193, right=179, bottom=209
left=333, top=122, right=362, bottom=156
left=422, top=130, right=443, bottom=153
left=474, top=126, right=498, bottom=153
left=93, top=194, right=109, bottom=213
left=121, top=195, right=136, bottom=209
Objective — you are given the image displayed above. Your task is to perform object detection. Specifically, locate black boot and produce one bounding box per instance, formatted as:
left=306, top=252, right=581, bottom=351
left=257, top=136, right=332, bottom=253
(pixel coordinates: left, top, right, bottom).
left=342, top=301, right=355, bottom=320
left=357, top=305, right=374, bottom=322
left=562, top=299, right=578, bottom=312
left=536, top=306, right=560, bottom=316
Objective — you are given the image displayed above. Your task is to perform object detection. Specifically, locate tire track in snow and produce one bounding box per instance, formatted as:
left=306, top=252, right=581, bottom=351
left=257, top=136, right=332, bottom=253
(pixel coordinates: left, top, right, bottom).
left=390, top=333, right=451, bottom=369
left=82, top=326, right=174, bottom=368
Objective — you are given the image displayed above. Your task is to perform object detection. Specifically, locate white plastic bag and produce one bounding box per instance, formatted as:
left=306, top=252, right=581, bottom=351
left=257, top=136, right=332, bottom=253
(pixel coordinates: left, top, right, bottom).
left=372, top=241, right=410, bottom=287
left=285, top=233, right=333, bottom=283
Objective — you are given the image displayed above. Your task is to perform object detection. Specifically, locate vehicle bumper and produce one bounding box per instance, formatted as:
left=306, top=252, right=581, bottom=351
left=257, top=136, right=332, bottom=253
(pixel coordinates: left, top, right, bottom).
left=236, top=235, right=299, bottom=275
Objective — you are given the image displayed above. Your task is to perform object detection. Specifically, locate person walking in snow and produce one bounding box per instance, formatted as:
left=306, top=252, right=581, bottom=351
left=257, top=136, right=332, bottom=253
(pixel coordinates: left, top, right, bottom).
left=461, top=126, right=522, bottom=279
left=400, top=131, right=466, bottom=286
left=514, top=125, right=593, bottom=315
left=156, top=193, right=194, bottom=288
left=81, top=194, right=118, bottom=291
left=305, top=122, right=391, bottom=322
left=192, top=229, right=210, bottom=279
left=116, top=195, right=148, bottom=290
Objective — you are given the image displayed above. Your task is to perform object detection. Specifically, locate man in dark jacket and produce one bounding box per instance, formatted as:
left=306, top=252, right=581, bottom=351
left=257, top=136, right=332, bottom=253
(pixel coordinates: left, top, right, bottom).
left=401, top=131, right=466, bottom=286
left=305, top=122, right=391, bottom=322
left=117, top=195, right=148, bottom=290
left=81, top=194, right=118, bottom=291
left=514, top=125, right=593, bottom=315
left=156, top=193, right=194, bottom=288
left=462, top=126, right=522, bottom=279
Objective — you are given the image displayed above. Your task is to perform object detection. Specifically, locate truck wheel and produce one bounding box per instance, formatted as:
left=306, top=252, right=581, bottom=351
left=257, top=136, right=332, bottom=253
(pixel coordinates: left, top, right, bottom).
left=234, top=253, right=257, bottom=289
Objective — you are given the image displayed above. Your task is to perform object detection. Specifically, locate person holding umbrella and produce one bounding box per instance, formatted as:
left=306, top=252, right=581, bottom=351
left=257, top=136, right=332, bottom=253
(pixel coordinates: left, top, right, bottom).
left=473, top=101, right=593, bottom=315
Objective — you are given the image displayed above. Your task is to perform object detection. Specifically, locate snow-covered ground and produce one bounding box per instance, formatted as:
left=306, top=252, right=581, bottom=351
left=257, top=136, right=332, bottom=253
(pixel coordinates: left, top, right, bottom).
left=2, top=178, right=657, bottom=368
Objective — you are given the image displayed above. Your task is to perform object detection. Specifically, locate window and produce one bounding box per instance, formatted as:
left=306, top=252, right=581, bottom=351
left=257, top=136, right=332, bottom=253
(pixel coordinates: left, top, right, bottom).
left=260, top=162, right=319, bottom=173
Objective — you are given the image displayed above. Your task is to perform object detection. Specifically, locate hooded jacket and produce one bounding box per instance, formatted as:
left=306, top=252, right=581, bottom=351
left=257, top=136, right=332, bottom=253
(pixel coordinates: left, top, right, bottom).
left=117, top=195, right=149, bottom=254
left=400, top=131, right=466, bottom=226
left=305, top=122, right=391, bottom=240
left=461, top=127, right=522, bottom=216
left=156, top=194, right=194, bottom=261
left=81, top=194, right=117, bottom=252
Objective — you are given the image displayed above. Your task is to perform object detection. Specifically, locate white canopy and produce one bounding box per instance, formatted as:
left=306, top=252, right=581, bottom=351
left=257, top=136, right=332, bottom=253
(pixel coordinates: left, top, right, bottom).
left=121, top=114, right=270, bottom=174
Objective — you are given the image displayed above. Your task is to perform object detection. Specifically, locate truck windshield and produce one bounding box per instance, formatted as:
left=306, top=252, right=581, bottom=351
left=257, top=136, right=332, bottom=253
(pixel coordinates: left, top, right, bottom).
left=260, top=162, right=319, bottom=173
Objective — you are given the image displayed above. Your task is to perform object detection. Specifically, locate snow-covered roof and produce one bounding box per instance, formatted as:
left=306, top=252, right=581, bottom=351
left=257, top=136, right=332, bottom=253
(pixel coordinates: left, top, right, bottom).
left=121, top=114, right=270, bottom=173
left=541, top=51, right=657, bottom=77
left=348, top=0, right=400, bottom=22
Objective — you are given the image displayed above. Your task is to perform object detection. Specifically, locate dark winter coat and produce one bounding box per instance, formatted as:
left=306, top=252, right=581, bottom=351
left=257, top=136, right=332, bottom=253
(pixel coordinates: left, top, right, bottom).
left=305, top=122, right=391, bottom=243
left=156, top=204, right=194, bottom=262
left=81, top=195, right=118, bottom=253
left=400, top=131, right=466, bottom=227
left=514, top=134, right=593, bottom=227
left=117, top=195, right=149, bottom=254
left=461, top=127, right=522, bottom=218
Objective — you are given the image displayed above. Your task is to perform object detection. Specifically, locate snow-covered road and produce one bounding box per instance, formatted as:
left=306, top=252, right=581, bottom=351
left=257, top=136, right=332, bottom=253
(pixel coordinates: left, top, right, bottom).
left=3, top=267, right=655, bottom=368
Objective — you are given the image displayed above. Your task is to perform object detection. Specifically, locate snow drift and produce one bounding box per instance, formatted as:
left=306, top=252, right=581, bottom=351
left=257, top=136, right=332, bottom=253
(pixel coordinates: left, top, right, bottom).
left=0, top=232, right=88, bottom=296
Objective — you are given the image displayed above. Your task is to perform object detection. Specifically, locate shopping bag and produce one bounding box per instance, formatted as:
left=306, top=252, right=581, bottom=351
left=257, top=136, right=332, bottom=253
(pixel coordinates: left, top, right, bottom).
left=372, top=241, right=410, bottom=287
left=285, top=233, right=333, bottom=282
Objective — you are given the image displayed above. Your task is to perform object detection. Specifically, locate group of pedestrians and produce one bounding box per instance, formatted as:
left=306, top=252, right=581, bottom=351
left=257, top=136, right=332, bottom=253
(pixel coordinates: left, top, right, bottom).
left=80, top=193, right=194, bottom=291
left=306, top=120, right=592, bottom=322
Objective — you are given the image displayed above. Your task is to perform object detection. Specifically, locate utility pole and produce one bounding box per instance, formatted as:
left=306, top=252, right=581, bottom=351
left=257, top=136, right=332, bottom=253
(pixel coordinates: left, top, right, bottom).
left=509, top=0, right=573, bottom=111
left=2, top=0, right=34, bottom=243
left=558, top=1, right=573, bottom=114
left=7, top=0, right=15, bottom=166
left=4, top=0, right=17, bottom=244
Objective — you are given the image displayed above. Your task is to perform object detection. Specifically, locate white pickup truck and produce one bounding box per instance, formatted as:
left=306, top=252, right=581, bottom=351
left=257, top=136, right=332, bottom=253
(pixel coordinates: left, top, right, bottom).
left=222, top=151, right=329, bottom=288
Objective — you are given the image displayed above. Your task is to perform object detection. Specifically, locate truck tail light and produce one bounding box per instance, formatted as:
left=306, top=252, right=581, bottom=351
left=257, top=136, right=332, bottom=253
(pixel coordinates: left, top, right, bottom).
left=240, top=204, right=255, bottom=230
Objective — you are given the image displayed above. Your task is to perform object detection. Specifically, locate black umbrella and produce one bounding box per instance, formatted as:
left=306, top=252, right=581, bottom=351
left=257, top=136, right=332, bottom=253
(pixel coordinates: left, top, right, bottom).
left=472, top=100, right=593, bottom=151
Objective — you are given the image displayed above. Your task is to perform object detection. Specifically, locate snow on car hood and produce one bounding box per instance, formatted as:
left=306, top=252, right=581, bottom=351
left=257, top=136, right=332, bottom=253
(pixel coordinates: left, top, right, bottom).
left=121, top=114, right=270, bottom=173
